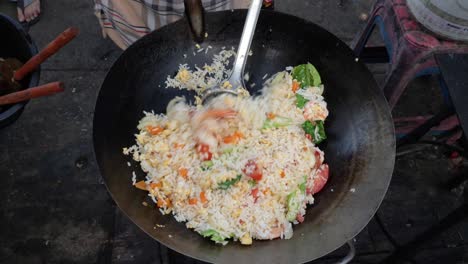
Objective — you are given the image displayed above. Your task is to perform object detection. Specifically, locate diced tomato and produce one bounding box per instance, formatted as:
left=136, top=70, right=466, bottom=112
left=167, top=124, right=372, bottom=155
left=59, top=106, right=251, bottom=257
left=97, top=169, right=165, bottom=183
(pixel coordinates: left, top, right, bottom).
left=311, top=164, right=329, bottom=194
left=314, top=149, right=323, bottom=169
left=296, top=213, right=305, bottom=223
left=251, top=188, right=259, bottom=202
left=243, top=160, right=263, bottom=181
left=305, top=134, right=312, bottom=141
left=196, top=143, right=213, bottom=161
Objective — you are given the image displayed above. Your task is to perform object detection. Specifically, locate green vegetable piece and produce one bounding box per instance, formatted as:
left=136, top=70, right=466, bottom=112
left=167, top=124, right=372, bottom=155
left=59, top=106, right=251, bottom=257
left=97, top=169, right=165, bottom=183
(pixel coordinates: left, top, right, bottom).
left=200, top=229, right=228, bottom=244
left=286, top=190, right=300, bottom=221
left=201, top=160, right=214, bottom=171
left=263, top=119, right=274, bottom=129
left=222, top=147, right=234, bottom=154
left=302, top=120, right=315, bottom=135
left=299, top=175, right=307, bottom=194
left=200, top=229, right=218, bottom=237
left=302, top=120, right=327, bottom=144
left=262, top=116, right=293, bottom=129
left=295, top=93, right=309, bottom=108
left=218, top=174, right=242, bottom=190
left=291, top=63, right=321, bottom=88
left=248, top=179, right=257, bottom=186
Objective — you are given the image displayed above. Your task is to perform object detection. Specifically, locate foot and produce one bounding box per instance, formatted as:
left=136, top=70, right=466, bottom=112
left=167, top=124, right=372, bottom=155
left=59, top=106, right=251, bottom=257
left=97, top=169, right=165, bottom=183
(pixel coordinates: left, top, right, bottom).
left=17, top=0, right=41, bottom=23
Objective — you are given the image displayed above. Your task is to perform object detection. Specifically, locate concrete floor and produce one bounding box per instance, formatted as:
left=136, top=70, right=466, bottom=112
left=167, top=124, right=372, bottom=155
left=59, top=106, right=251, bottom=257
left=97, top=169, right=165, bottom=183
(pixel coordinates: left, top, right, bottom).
left=1, top=0, right=467, bottom=263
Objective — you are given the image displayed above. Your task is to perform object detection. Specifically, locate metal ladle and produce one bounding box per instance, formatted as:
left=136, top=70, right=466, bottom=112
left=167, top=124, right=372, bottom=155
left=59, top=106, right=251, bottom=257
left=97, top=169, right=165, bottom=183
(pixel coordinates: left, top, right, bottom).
left=202, top=0, right=263, bottom=103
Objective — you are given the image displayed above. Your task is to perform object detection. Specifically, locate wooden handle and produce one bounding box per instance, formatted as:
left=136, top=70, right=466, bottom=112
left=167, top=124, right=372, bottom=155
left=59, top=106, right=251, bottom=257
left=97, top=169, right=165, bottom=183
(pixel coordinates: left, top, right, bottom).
left=184, top=0, right=205, bottom=43
left=0, top=82, right=64, bottom=105
left=14, top=27, right=79, bottom=81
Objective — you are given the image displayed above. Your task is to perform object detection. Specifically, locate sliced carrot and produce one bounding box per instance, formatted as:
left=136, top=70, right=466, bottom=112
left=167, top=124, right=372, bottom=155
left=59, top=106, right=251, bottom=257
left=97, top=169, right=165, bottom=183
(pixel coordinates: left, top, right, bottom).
left=179, top=168, right=188, bottom=179
left=173, top=143, right=185, bottom=149
left=165, top=198, right=172, bottom=208
left=200, top=191, right=207, bottom=203
left=188, top=198, right=198, bottom=205
left=234, top=131, right=244, bottom=138
left=134, top=180, right=147, bottom=190
left=223, top=135, right=237, bottom=144
left=157, top=197, right=172, bottom=208
left=266, top=112, right=276, bottom=120
left=292, top=80, right=300, bottom=92
left=280, top=170, right=285, bottom=178
left=146, top=125, right=164, bottom=135
left=223, top=131, right=244, bottom=144
left=150, top=182, right=162, bottom=189
left=157, top=199, right=165, bottom=207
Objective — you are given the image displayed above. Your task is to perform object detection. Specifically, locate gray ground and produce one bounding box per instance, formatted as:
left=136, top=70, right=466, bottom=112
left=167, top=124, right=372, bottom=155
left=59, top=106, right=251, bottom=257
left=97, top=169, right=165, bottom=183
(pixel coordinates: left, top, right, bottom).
left=1, top=0, right=467, bottom=263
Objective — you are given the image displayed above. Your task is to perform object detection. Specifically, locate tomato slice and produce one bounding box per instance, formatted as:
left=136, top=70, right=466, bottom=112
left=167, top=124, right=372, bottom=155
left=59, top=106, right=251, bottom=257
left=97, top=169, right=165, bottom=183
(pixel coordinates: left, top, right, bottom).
left=196, top=143, right=212, bottom=161
left=313, top=149, right=323, bottom=169
left=311, top=164, right=329, bottom=194
left=296, top=213, right=305, bottom=223
left=243, top=160, right=263, bottom=181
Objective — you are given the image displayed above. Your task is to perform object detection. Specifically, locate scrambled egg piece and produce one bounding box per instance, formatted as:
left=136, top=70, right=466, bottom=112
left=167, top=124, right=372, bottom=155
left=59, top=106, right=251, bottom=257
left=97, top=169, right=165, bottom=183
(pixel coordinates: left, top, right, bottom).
left=240, top=233, right=252, bottom=245
left=176, top=69, right=191, bottom=83
left=222, top=81, right=232, bottom=89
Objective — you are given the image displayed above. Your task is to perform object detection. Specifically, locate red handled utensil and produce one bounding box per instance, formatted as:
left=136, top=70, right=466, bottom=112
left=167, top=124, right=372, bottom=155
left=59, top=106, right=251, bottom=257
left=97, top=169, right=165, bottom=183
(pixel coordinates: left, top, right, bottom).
left=0, top=82, right=64, bottom=106
left=14, top=27, right=79, bottom=81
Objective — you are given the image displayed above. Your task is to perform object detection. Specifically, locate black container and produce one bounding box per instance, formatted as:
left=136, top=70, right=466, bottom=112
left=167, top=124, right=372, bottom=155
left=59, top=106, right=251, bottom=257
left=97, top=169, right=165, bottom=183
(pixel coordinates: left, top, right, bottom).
left=0, top=13, right=39, bottom=128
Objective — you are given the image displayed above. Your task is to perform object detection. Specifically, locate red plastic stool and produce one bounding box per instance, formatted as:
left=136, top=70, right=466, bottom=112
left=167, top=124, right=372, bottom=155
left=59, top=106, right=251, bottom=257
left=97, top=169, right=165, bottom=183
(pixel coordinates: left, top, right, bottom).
left=353, top=0, right=468, bottom=141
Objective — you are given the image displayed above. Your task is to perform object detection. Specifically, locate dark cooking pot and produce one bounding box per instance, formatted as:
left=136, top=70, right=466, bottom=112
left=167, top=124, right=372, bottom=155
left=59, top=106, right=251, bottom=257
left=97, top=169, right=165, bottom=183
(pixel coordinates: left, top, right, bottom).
left=93, top=9, right=395, bottom=264
left=0, top=13, right=40, bottom=128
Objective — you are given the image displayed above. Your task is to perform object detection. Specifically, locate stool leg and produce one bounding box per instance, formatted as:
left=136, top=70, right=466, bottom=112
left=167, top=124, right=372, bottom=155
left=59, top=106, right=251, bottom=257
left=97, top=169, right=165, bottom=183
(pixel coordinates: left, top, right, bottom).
left=353, top=17, right=377, bottom=57
left=353, top=1, right=385, bottom=57
left=396, top=105, right=454, bottom=148
left=384, top=53, right=438, bottom=109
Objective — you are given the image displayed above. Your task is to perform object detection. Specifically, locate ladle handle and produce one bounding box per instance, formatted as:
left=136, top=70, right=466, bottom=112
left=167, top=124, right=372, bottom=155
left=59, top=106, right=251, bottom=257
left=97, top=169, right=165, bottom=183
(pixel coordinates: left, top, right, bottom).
left=228, top=0, right=263, bottom=86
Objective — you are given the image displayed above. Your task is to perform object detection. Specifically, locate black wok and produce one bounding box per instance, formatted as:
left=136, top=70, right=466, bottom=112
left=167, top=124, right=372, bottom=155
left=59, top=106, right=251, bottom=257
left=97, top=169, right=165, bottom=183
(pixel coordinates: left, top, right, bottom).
left=93, top=10, right=395, bottom=263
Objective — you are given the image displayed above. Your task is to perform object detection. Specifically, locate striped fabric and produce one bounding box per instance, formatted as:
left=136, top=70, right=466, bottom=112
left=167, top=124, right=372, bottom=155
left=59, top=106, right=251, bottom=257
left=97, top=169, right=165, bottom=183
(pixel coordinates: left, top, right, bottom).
left=94, top=0, right=269, bottom=49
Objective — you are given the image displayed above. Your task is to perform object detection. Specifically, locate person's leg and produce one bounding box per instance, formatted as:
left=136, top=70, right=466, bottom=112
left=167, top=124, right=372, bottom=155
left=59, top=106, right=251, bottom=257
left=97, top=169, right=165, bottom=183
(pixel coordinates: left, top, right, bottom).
left=94, top=0, right=154, bottom=49
left=17, top=0, right=41, bottom=23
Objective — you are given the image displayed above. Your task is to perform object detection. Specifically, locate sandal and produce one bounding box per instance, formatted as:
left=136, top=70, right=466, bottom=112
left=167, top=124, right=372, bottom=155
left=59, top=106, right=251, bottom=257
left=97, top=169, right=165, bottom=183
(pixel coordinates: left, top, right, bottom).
left=15, top=0, right=41, bottom=30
